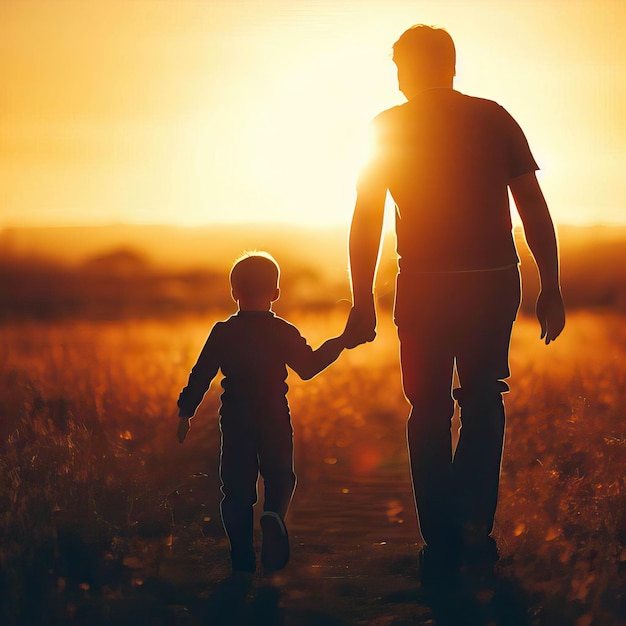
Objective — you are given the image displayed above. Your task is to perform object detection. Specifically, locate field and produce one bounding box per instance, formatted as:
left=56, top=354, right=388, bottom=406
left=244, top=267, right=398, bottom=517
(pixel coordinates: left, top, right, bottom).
left=1, top=306, right=624, bottom=626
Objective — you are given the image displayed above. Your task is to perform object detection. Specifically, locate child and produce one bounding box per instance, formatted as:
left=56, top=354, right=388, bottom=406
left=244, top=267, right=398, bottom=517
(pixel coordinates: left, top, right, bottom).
left=177, top=251, right=349, bottom=575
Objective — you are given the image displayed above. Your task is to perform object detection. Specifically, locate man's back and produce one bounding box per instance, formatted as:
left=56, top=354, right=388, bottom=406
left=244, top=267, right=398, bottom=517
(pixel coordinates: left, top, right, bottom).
left=366, top=89, right=538, bottom=272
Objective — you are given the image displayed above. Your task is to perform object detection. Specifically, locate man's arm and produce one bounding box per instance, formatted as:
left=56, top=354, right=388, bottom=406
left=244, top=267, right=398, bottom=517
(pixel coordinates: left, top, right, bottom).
left=177, top=417, right=191, bottom=443
left=509, top=172, right=565, bottom=344
left=344, top=182, right=387, bottom=348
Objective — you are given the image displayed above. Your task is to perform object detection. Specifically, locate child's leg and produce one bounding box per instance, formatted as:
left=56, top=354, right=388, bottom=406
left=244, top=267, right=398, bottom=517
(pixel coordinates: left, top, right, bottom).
left=258, top=421, right=296, bottom=518
left=219, top=431, right=259, bottom=572
left=257, top=420, right=296, bottom=573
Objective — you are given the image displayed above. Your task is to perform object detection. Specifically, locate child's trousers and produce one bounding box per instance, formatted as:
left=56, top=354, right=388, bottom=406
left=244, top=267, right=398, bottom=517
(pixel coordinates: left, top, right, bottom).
left=219, top=415, right=296, bottom=571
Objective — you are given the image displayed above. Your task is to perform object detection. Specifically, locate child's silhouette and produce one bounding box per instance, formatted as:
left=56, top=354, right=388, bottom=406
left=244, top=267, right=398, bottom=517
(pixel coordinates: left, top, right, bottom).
left=177, top=252, right=349, bottom=575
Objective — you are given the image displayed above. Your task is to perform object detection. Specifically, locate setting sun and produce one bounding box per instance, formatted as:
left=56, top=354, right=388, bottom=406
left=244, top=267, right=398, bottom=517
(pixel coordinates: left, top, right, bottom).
left=1, top=1, right=624, bottom=229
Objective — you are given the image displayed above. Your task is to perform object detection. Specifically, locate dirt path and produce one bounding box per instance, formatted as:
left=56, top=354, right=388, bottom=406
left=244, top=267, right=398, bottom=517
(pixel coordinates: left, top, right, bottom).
left=134, top=471, right=532, bottom=626
left=9, top=463, right=619, bottom=625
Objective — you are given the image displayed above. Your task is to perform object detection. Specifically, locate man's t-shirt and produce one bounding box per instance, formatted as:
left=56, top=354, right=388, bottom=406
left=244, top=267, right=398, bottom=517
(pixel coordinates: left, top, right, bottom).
left=358, top=88, right=538, bottom=272
left=177, top=311, right=315, bottom=423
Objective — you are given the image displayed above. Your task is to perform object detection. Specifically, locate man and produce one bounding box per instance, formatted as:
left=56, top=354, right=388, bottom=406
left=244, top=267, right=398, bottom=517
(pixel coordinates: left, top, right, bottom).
left=345, top=25, right=565, bottom=586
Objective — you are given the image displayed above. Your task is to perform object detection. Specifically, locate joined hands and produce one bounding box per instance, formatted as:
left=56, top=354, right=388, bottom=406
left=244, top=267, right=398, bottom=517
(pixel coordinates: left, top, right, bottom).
left=343, top=303, right=377, bottom=349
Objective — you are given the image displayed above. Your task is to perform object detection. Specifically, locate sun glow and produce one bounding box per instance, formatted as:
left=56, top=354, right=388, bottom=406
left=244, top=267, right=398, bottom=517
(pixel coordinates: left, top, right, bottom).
left=218, top=45, right=388, bottom=227
left=1, top=1, right=625, bottom=229
left=156, top=32, right=400, bottom=228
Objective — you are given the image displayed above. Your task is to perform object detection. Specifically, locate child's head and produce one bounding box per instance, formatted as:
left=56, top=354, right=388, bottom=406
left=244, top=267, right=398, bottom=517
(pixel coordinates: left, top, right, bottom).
left=229, top=251, right=280, bottom=307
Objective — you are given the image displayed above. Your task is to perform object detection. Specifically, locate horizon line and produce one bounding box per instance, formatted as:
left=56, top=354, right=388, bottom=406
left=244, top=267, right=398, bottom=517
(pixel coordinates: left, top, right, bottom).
left=2, top=219, right=626, bottom=232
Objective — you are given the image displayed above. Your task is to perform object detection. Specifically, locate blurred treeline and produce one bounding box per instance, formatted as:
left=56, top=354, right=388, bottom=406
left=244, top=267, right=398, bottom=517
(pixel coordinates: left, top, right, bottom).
left=0, top=224, right=624, bottom=321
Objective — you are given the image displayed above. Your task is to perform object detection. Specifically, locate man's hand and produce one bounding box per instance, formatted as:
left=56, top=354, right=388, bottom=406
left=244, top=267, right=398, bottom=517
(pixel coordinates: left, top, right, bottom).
left=343, top=301, right=377, bottom=349
left=536, top=288, right=565, bottom=344
left=177, top=417, right=190, bottom=443
left=510, top=172, right=565, bottom=345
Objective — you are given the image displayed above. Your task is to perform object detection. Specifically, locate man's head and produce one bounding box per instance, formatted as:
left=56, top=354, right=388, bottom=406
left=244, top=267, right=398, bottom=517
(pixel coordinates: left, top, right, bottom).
left=392, top=25, right=456, bottom=98
left=230, top=251, right=280, bottom=305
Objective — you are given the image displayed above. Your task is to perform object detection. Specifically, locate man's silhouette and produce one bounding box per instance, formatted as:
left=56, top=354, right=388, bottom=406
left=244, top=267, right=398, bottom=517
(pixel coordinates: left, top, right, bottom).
left=345, top=25, right=565, bottom=586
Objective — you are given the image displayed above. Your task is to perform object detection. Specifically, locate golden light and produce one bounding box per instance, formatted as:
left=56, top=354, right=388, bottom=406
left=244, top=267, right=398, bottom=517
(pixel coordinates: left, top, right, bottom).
left=227, top=44, right=382, bottom=226
left=1, top=1, right=625, bottom=229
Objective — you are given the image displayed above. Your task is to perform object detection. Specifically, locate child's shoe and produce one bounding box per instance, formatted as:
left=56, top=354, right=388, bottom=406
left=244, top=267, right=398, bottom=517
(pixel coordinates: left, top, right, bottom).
left=260, top=511, right=290, bottom=574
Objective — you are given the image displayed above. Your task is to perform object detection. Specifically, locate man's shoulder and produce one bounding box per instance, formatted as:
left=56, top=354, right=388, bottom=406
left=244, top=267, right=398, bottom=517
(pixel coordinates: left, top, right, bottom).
left=369, top=105, right=413, bottom=142
left=456, top=91, right=498, bottom=105
left=372, top=92, right=505, bottom=125
left=372, top=103, right=405, bottom=125
left=461, top=93, right=507, bottom=114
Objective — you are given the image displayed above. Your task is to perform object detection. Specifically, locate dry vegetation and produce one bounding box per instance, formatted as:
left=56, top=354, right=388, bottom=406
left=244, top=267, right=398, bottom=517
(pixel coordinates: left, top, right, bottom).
left=1, top=224, right=625, bottom=624
left=0, top=308, right=624, bottom=625
left=2, top=224, right=626, bottom=322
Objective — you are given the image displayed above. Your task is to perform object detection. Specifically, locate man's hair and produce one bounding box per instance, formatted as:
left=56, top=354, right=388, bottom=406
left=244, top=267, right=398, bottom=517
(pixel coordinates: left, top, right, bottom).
left=392, top=24, right=456, bottom=79
left=229, top=251, right=280, bottom=299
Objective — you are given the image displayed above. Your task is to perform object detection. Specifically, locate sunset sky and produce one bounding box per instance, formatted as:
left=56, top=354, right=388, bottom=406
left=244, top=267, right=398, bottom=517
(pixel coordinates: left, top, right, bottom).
left=1, top=0, right=624, bottom=229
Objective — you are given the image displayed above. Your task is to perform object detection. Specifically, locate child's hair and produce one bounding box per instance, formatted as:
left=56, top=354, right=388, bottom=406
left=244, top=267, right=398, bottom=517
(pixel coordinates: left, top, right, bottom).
left=229, top=251, right=280, bottom=299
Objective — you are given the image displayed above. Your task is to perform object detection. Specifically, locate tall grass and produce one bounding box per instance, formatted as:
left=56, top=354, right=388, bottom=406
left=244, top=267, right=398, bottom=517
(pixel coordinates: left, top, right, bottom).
left=0, top=311, right=624, bottom=624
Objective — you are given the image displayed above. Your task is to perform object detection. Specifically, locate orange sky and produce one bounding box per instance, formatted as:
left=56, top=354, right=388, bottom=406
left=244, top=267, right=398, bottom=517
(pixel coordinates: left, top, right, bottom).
left=1, top=0, right=625, bottom=229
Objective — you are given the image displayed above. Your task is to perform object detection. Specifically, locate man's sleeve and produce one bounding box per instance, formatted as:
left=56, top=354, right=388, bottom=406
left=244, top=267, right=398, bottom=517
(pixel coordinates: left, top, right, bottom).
left=177, top=324, right=222, bottom=417
left=500, top=106, right=539, bottom=180
left=356, top=112, right=391, bottom=192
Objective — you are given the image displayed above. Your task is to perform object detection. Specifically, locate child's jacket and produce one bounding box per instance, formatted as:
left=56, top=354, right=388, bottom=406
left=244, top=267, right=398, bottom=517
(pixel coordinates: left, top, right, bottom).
left=178, top=311, right=318, bottom=423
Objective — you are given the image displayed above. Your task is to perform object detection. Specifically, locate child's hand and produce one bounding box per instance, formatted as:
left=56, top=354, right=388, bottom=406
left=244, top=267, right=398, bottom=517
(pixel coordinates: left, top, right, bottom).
left=177, top=417, right=190, bottom=443
left=344, top=304, right=377, bottom=349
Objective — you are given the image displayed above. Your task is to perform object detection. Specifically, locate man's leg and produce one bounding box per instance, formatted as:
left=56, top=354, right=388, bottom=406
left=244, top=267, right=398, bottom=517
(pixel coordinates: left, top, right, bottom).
left=452, top=267, right=520, bottom=560
left=399, top=332, right=457, bottom=551
left=452, top=380, right=508, bottom=541
left=219, top=430, right=259, bottom=573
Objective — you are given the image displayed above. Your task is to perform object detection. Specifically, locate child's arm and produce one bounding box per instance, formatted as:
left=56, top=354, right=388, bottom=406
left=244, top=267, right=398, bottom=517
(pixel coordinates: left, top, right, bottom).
left=177, top=326, right=221, bottom=442
left=290, top=334, right=348, bottom=381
